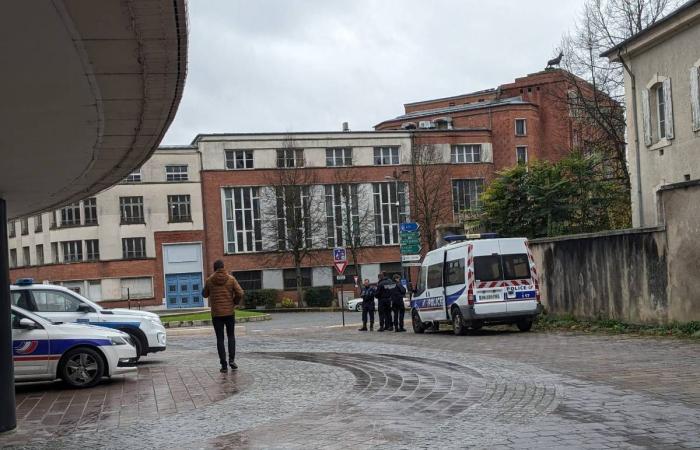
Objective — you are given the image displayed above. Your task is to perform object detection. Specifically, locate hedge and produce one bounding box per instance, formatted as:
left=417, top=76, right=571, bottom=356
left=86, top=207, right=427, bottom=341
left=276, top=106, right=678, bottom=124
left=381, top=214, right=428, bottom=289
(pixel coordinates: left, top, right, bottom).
left=304, top=286, right=333, bottom=307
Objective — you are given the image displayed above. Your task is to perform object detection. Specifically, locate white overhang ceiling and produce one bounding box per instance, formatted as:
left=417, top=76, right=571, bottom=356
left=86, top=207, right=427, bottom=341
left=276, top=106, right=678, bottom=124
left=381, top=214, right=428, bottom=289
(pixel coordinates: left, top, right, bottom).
left=0, top=0, right=188, bottom=218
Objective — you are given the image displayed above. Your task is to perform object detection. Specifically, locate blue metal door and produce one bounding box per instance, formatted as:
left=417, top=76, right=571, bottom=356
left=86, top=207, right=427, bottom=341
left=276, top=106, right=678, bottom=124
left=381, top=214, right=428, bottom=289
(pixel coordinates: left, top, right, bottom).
left=166, top=273, right=203, bottom=308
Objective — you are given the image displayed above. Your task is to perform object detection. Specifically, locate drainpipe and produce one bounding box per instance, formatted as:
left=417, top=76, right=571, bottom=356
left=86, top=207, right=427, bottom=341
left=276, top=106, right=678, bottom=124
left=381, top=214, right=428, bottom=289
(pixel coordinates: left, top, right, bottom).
left=618, top=50, right=644, bottom=227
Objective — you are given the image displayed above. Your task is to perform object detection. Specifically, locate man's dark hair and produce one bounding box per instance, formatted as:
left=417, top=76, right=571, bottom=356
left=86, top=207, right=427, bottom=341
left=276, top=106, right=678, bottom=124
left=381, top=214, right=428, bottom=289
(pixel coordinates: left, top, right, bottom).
left=378, top=271, right=385, bottom=279
left=213, top=259, right=225, bottom=271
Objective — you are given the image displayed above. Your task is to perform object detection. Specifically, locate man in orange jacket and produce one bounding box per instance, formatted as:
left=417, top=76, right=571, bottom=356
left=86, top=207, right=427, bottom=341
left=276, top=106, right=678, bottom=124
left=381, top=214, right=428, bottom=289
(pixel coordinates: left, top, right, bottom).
left=203, top=260, right=244, bottom=372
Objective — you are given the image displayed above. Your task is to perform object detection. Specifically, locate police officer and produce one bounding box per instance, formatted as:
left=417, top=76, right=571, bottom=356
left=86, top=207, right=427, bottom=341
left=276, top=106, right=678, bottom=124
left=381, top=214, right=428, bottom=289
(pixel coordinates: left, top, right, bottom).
left=391, top=273, right=407, bottom=332
left=358, top=279, right=376, bottom=331
left=375, top=272, right=394, bottom=332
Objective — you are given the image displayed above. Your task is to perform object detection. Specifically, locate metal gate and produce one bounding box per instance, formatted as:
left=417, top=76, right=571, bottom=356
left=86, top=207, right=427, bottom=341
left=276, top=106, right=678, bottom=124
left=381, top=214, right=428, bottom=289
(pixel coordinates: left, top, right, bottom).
left=165, top=272, right=203, bottom=308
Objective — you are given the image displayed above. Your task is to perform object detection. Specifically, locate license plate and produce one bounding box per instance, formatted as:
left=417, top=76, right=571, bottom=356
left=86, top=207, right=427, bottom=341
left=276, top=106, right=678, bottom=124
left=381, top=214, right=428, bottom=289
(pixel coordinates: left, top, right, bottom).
left=479, top=293, right=501, bottom=301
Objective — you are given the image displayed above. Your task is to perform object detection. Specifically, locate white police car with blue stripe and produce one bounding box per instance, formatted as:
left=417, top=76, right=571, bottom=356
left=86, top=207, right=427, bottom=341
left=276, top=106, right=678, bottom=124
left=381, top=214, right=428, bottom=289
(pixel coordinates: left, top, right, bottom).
left=12, top=305, right=137, bottom=388
left=11, top=279, right=166, bottom=361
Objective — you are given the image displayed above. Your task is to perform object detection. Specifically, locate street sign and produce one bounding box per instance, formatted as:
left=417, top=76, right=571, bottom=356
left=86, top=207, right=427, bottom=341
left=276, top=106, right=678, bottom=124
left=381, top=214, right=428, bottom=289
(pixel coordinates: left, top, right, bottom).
left=402, top=262, right=422, bottom=267
left=400, top=237, right=421, bottom=245
left=333, top=260, right=348, bottom=274
left=401, top=254, right=421, bottom=262
left=333, top=247, right=347, bottom=262
left=400, top=222, right=419, bottom=233
left=353, top=275, right=359, bottom=286
left=400, top=244, right=421, bottom=255
left=336, top=275, right=346, bottom=282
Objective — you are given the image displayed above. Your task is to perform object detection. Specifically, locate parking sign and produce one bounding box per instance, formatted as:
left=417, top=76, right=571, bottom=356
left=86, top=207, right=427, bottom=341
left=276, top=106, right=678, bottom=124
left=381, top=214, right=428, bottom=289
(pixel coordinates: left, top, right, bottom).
left=333, top=247, right=346, bottom=262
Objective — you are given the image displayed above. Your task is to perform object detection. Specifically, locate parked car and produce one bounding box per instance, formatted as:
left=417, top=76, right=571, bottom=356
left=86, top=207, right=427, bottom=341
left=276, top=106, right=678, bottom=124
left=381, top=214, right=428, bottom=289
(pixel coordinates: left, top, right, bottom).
left=346, top=297, right=411, bottom=311
left=11, top=304, right=137, bottom=388
left=411, top=234, right=542, bottom=335
left=11, top=279, right=166, bottom=360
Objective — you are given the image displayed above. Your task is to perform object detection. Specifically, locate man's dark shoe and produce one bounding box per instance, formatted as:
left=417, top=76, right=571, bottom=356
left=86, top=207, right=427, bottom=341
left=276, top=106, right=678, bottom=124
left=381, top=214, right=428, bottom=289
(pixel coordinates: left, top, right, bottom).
left=398, top=328, right=407, bottom=332
left=229, top=360, right=238, bottom=370
left=377, top=327, right=385, bottom=332
left=386, top=326, right=394, bottom=332
left=358, top=327, right=368, bottom=331
left=220, top=366, right=228, bottom=373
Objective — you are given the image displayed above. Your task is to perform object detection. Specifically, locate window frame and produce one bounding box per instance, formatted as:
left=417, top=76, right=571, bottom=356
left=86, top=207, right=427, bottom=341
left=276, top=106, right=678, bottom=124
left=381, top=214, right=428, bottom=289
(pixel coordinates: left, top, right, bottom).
left=282, top=268, right=312, bottom=290
left=515, top=118, right=527, bottom=136
left=83, top=197, right=98, bottom=226
left=168, top=194, right=192, bottom=223
left=9, top=249, right=17, bottom=268
left=122, top=237, right=147, bottom=259
left=120, top=196, right=145, bottom=225
left=225, top=149, right=254, bottom=170
left=325, top=148, right=353, bottom=167
left=85, top=239, right=100, bottom=261
left=34, top=215, right=43, bottom=233
left=36, top=244, right=44, bottom=266
left=20, top=218, right=28, bottom=235
left=276, top=149, right=304, bottom=168
left=223, top=187, right=263, bottom=254
left=165, top=165, right=189, bottom=182
left=450, top=144, right=482, bottom=164
left=61, top=240, right=83, bottom=263
left=22, top=246, right=30, bottom=267
left=427, top=263, right=444, bottom=289
left=373, top=147, right=400, bottom=166
left=8, top=220, right=16, bottom=238
left=516, top=146, right=528, bottom=164
left=373, top=182, right=408, bottom=246
left=452, top=179, right=484, bottom=216
left=125, top=169, right=142, bottom=183
left=60, top=202, right=81, bottom=227
left=231, top=270, right=262, bottom=291
left=656, top=83, right=666, bottom=140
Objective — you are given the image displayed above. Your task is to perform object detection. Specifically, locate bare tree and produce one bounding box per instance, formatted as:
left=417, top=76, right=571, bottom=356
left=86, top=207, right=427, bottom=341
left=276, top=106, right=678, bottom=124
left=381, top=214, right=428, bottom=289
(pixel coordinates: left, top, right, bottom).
left=329, top=169, right=376, bottom=281
left=556, top=0, right=681, bottom=191
left=407, top=141, right=452, bottom=251
left=260, top=137, right=325, bottom=306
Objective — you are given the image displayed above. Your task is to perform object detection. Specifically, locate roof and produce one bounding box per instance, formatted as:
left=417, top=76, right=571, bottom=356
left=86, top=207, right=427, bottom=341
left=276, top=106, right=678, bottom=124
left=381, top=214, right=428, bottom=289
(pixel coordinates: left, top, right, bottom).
left=601, top=0, right=700, bottom=58
left=190, top=130, right=412, bottom=145
left=380, top=96, right=531, bottom=123
left=404, top=88, right=497, bottom=107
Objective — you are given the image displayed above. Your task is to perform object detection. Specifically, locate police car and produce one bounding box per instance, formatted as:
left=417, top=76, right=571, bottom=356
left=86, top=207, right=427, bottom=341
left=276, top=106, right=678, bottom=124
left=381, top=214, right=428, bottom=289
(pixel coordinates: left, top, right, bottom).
left=411, top=234, right=543, bottom=335
left=12, top=305, right=137, bottom=388
left=11, top=279, right=166, bottom=360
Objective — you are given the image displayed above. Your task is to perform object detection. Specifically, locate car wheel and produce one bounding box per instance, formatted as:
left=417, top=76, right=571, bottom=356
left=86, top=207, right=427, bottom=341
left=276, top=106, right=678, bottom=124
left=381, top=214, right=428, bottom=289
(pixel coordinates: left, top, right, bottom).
left=452, top=307, right=468, bottom=336
left=517, top=319, right=533, bottom=332
left=471, top=320, right=484, bottom=331
left=355, top=303, right=362, bottom=312
left=412, top=311, right=425, bottom=334
left=59, top=347, right=105, bottom=388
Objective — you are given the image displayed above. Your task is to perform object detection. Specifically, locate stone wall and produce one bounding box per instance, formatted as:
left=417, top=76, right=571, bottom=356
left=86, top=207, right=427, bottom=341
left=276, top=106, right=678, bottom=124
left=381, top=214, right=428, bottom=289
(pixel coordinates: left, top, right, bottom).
left=529, top=180, right=700, bottom=323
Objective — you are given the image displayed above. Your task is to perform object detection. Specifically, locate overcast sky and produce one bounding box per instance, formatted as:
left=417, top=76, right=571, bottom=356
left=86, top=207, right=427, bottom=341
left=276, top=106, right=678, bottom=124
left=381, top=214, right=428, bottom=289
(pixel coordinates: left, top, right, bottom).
left=163, top=0, right=586, bottom=145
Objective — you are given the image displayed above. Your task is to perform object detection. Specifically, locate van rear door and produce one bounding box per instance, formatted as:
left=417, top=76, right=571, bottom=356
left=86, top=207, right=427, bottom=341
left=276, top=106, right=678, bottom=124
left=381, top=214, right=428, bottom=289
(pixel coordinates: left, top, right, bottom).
left=472, top=240, right=507, bottom=315
left=498, top=239, right=538, bottom=314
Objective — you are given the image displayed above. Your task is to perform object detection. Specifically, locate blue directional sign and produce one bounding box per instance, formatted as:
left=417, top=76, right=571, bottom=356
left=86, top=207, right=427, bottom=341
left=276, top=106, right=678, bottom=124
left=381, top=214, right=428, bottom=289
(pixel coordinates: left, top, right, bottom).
left=333, top=247, right=347, bottom=262
left=400, top=222, right=419, bottom=233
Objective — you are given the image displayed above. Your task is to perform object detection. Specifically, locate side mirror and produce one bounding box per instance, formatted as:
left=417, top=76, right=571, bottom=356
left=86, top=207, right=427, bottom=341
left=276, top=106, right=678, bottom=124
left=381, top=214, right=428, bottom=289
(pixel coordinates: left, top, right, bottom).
left=19, top=318, right=39, bottom=329
left=77, top=304, right=93, bottom=313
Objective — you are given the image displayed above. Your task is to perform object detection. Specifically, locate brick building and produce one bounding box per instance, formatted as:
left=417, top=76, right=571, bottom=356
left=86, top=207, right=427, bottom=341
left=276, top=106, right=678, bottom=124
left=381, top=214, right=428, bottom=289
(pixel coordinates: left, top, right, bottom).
left=7, top=70, right=596, bottom=307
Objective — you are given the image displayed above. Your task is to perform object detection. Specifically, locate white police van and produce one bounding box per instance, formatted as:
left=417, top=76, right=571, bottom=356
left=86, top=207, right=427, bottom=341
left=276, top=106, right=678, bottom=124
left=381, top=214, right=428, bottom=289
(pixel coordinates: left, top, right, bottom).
left=11, top=279, right=167, bottom=360
left=411, top=234, right=543, bottom=335
left=12, top=304, right=137, bottom=388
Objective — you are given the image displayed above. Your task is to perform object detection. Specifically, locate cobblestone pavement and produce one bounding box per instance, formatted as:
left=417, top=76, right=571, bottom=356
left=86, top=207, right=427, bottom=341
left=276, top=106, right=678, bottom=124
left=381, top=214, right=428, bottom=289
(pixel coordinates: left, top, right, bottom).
left=2, top=315, right=699, bottom=449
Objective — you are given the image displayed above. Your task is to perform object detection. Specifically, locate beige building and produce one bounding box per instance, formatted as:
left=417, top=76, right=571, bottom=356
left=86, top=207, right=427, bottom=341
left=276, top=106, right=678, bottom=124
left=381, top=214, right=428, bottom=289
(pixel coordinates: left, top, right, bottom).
left=603, top=0, right=700, bottom=227
left=7, top=146, right=204, bottom=304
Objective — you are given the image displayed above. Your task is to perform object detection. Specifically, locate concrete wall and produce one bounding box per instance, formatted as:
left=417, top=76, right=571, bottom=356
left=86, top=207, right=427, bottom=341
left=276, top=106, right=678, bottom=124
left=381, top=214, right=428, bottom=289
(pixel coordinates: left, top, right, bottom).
left=529, top=180, right=700, bottom=323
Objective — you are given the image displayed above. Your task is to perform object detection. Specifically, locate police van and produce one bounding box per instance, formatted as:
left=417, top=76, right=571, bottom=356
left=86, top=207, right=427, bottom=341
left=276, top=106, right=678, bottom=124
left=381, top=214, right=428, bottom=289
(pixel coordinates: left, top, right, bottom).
left=11, top=279, right=167, bottom=360
left=12, top=304, right=137, bottom=388
left=410, top=234, right=543, bottom=335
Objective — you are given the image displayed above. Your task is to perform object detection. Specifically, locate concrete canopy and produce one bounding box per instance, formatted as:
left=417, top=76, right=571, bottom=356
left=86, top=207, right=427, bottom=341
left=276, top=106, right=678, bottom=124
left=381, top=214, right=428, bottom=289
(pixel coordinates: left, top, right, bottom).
left=0, top=0, right=188, bottom=219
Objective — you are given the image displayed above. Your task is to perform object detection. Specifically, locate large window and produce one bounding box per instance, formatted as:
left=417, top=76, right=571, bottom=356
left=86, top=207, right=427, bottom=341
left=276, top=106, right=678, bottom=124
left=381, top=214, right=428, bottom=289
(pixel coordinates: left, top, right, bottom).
left=515, top=119, right=527, bottom=136
left=120, top=277, right=153, bottom=299
left=373, top=182, right=408, bottom=245
left=276, top=149, right=304, bottom=168
left=84, top=198, right=98, bottom=225
left=232, top=270, right=262, bottom=291
left=325, top=184, right=360, bottom=248
left=34, top=215, right=42, bottom=233
left=451, top=145, right=482, bottom=163
left=51, top=243, right=59, bottom=264
left=9, top=249, right=17, bottom=268
left=326, top=148, right=352, bottom=167
left=168, top=195, right=192, bottom=222
left=282, top=268, right=312, bottom=290
left=8, top=221, right=15, bottom=238
left=120, top=196, right=145, bottom=224
left=125, top=169, right=142, bottom=183
left=225, top=150, right=254, bottom=170
left=22, top=246, right=30, bottom=266
left=20, top=218, right=28, bottom=235
left=60, top=203, right=81, bottom=227
left=474, top=253, right=531, bottom=282
left=656, top=83, right=666, bottom=139
left=122, top=237, right=146, bottom=259
left=373, top=147, right=399, bottom=165
left=516, top=146, right=528, bottom=164
left=36, top=244, right=44, bottom=266
left=86, top=240, right=100, bottom=261
left=166, top=165, right=189, bottom=181
left=223, top=187, right=262, bottom=253
left=276, top=186, right=312, bottom=250
left=452, top=179, right=484, bottom=214
left=61, top=240, right=83, bottom=262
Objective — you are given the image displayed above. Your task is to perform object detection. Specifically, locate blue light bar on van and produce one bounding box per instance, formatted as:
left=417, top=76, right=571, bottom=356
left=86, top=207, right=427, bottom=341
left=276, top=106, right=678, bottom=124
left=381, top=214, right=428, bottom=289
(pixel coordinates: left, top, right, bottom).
left=15, top=278, right=35, bottom=286
left=444, top=233, right=499, bottom=243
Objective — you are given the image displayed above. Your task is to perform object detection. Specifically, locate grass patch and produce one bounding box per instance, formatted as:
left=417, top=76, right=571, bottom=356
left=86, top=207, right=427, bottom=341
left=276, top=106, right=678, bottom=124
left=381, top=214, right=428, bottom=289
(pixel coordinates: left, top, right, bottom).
left=535, top=313, right=700, bottom=339
left=160, top=309, right=265, bottom=323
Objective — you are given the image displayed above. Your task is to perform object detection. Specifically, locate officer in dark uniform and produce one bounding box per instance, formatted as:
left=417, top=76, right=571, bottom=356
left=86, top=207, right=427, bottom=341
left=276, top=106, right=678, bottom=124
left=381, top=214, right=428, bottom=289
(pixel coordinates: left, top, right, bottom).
left=375, top=272, right=394, bottom=332
left=390, top=273, right=407, bottom=332
left=358, top=279, right=376, bottom=331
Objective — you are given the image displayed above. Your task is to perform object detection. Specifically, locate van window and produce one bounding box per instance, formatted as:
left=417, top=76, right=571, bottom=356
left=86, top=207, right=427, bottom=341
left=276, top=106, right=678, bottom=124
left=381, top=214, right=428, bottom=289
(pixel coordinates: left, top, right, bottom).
left=427, top=263, right=443, bottom=289
left=502, top=254, right=531, bottom=280
left=474, top=255, right=501, bottom=281
left=415, top=267, right=427, bottom=296
left=445, top=258, right=465, bottom=286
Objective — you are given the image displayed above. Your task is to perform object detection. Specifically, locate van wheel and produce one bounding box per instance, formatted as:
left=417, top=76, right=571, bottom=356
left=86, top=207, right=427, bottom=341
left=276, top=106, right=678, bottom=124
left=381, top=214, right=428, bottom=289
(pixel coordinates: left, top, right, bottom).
left=452, top=308, right=468, bottom=336
left=59, top=347, right=105, bottom=388
left=412, top=311, right=425, bottom=334
left=517, top=319, right=533, bottom=332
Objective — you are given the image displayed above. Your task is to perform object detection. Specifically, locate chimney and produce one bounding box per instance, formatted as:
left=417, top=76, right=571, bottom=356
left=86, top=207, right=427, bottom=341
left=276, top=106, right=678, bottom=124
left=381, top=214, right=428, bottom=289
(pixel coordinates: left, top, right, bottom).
left=342, top=122, right=350, bottom=132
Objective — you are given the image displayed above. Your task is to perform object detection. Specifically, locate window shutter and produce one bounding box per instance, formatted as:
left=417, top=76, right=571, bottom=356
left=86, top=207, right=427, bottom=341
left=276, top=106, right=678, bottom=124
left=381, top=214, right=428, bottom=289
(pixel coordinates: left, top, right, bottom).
left=691, top=66, right=700, bottom=131
left=641, top=88, right=652, bottom=146
left=663, top=78, right=674, bottom=139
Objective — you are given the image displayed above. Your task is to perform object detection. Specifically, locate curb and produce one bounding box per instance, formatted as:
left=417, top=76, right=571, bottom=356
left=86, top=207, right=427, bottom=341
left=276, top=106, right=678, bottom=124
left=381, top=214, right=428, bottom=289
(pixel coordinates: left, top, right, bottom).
left=244, top=307, right=346, bottom=313
left=163, top=314, right=271, bottom=328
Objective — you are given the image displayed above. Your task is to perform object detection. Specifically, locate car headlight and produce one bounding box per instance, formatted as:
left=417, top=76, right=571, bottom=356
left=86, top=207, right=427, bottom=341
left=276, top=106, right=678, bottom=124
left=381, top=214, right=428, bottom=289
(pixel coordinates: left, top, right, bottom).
left=111, top=336, right=129, bottom=346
